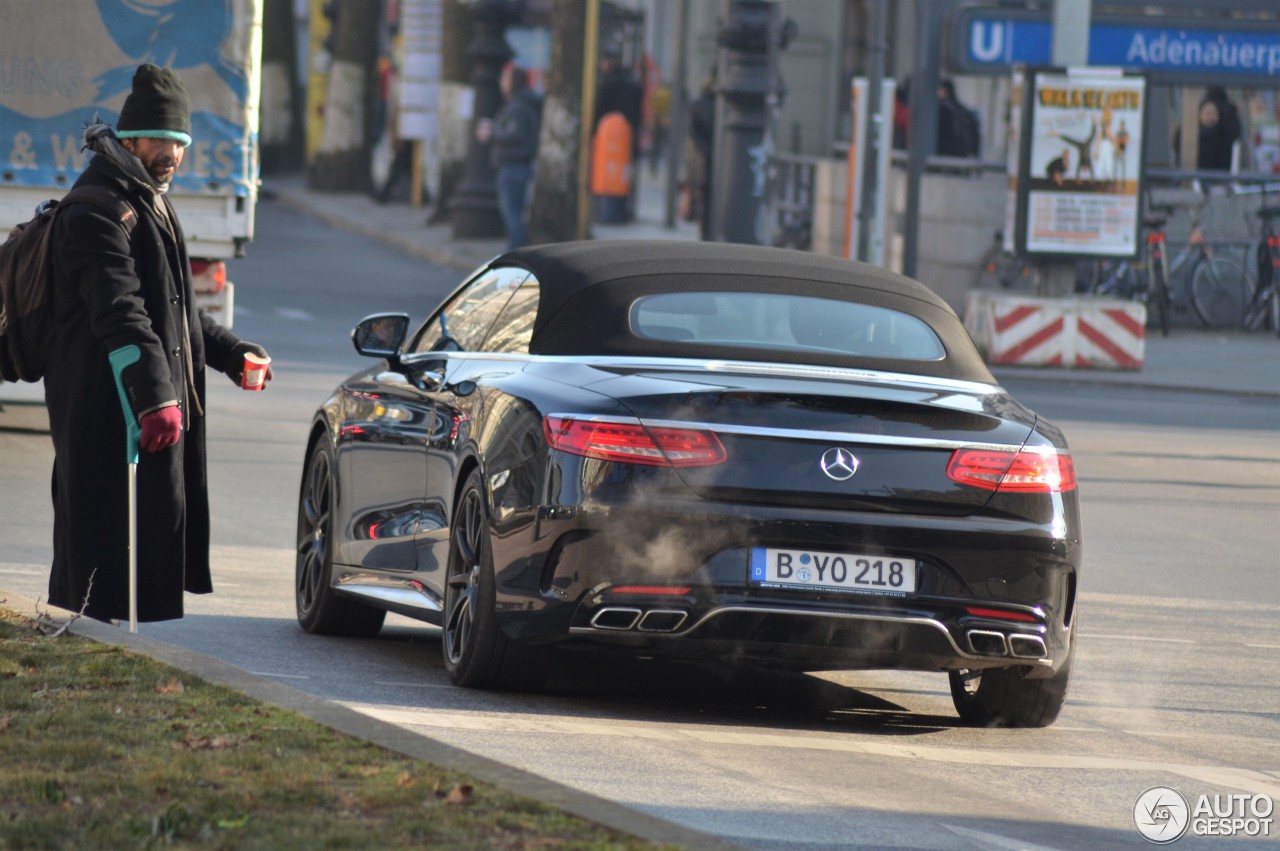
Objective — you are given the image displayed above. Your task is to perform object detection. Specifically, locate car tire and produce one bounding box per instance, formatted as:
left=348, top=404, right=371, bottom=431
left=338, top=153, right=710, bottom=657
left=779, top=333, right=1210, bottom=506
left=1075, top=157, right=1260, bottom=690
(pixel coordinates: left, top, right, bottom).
left=948, top=643, right=1073, bottom=728
left=442, top=469, right=550, bottom=691
left=295, top=440, right=386, bottom=637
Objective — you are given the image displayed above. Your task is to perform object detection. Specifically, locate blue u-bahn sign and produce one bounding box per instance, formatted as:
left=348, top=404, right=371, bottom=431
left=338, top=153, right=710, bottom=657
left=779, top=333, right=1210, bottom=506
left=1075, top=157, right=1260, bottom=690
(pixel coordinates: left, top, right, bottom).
left=953, top=7, right=1280, bottom=85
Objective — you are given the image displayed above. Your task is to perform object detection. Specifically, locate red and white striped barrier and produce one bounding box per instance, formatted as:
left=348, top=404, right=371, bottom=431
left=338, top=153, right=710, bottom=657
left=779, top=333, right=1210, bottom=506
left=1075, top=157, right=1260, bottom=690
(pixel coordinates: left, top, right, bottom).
left=963, top=292, right=1146, bottom=370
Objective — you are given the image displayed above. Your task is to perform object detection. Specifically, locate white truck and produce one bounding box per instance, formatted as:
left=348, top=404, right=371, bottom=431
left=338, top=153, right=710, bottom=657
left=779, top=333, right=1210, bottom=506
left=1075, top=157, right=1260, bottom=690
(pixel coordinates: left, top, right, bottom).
left=0, top=0, right=262, bottom=328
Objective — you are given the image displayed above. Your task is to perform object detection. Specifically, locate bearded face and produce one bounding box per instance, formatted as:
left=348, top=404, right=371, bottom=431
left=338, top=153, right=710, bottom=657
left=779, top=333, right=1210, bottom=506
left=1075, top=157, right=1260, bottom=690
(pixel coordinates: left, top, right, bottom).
left=122, top=137, right=186, bottom=191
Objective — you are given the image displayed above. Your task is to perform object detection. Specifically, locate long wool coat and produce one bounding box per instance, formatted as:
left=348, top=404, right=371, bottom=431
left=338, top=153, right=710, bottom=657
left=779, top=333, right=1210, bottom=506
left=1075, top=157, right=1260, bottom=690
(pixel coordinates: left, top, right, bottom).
left=46, top=153, right=241, bottom=622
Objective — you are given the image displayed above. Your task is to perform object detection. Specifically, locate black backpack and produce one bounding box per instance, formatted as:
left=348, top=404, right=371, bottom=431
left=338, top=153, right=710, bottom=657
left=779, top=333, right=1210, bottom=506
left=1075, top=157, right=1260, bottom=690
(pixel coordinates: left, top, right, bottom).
left=957, top=106, right=982, bottom=158
left=0, top=186, right=137, bottom=383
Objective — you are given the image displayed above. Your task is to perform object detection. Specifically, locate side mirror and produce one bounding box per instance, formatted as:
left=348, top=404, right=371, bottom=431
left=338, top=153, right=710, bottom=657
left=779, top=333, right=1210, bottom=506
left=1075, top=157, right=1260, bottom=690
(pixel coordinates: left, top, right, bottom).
left=352, top=313, right=411, bottom=361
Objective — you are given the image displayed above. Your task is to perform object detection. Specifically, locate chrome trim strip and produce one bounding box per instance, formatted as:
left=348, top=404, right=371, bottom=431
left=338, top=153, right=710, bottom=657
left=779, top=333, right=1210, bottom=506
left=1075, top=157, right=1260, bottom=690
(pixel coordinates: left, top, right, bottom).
left=335, top=581, right=443, bottom=613
left=421, top=351, right=1001, bottom=395
left=545, top=412, right=1029, bottom=453
left=574, top=606, right=970, bottom=657
left=570, top=605, right=1055, bottom=668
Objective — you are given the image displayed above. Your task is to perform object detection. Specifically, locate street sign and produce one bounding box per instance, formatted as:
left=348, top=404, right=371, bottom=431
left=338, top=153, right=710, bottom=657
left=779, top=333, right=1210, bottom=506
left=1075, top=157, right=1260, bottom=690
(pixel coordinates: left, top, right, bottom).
left=952, top=7, right=1280, bottom=85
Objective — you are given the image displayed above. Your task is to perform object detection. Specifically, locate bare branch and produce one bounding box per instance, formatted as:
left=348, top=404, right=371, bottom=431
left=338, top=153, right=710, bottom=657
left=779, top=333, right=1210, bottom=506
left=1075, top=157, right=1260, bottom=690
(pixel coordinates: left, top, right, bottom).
left=32, top=569, right=96, bottom=637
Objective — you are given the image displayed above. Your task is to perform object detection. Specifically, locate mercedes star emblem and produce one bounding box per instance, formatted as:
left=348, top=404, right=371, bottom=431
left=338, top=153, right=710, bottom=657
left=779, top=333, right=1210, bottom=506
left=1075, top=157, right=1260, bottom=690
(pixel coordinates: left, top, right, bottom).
left=820, top=447, right=859, bottom=481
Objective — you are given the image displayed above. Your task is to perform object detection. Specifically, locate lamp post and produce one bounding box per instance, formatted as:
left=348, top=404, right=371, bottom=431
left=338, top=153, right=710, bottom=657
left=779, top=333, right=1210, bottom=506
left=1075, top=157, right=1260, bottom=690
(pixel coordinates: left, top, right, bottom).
left=707, top=0, right=792, bottom=244
left=451, top=0, right=522, bottom=239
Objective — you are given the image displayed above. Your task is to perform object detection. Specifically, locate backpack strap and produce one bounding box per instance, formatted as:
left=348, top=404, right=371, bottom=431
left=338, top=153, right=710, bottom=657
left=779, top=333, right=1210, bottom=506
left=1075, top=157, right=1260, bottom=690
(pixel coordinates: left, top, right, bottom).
left=58, top=185, right=138, bottom=238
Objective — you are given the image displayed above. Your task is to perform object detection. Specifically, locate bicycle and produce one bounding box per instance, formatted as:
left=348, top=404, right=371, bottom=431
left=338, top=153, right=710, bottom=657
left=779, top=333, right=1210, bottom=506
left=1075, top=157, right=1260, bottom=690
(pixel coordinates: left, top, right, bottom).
left=1080, top=209, right=1175, bottom=335
left=1083, top=192, right=1252, bottom=335
left=1242, top=205, right=1280, bottom=334
left=972, top=231, right=1041, bottom=293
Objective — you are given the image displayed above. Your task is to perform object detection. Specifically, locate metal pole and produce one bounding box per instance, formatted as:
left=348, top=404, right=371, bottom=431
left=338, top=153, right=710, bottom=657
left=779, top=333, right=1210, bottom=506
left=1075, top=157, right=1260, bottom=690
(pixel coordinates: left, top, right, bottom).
left=127, top=463, right=137, bottom=633
left=902, top=0, right=944, bottom=278
left=709, top=0, right=781, bottom=244
left=856, top=0, right=887, bottom=263
left=1041, top=0, right=1093, bottom=296
left=451, top=0, right=517, bottom=239
left=411, top=140, right=424, bottom=207
left=664, top=0, right=689, bottom=228
left=578, top=0, right=601, bottom=241
left=1052, top=0, right=1091, bottom=67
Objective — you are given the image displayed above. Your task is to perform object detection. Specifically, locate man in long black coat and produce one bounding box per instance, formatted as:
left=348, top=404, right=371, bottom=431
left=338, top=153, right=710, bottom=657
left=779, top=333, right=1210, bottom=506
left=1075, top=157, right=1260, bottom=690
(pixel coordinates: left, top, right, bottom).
left=46, top=64, right=272, bottom=623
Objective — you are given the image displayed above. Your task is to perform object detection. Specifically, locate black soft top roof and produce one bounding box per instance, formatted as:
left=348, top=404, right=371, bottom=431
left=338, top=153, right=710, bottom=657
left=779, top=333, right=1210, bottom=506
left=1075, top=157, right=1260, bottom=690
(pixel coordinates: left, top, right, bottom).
left=493, top=240, right=994, bottom=383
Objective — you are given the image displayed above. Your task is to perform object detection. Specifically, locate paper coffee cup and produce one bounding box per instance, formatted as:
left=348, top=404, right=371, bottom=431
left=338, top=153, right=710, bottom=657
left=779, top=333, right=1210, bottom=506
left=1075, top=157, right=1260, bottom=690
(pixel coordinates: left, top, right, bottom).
left=241, top=352, right=270, bottom=390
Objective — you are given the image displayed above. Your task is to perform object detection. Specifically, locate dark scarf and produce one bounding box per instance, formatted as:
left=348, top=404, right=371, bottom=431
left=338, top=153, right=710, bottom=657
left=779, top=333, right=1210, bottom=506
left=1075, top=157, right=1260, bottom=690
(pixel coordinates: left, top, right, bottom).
left=82, top=121, right=163, bottom=193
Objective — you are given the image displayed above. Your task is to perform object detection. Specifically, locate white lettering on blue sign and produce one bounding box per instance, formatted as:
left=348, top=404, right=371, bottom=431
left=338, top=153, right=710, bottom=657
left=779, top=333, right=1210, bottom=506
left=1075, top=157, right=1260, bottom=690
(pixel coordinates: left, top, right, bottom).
left=970, top=21, right=1008, bottom=64
left=1126, top=31, right=1280, bottom=75
left=965, top=15, right=1280, bottom=79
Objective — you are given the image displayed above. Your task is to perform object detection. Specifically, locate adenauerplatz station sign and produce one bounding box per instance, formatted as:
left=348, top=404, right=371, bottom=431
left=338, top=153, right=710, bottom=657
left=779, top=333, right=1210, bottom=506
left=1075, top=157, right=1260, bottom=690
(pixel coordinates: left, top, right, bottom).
left=952, top=5, right=1280, bottom=86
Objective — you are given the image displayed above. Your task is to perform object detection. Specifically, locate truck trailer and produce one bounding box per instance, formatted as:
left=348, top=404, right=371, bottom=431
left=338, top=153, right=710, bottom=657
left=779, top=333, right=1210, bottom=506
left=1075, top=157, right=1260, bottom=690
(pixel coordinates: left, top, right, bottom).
left=0, top=0, right=262, bottom=328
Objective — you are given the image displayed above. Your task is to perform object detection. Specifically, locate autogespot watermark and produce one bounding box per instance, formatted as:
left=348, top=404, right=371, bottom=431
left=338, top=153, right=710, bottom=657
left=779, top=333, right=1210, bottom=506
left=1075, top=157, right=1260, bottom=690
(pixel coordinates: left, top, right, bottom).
left=1134, top=786, right=1274, bottom=843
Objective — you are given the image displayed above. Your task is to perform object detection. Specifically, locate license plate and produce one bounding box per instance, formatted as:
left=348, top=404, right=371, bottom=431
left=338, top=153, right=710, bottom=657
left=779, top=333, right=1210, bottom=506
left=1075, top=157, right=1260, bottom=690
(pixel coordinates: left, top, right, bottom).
left=749, top=547, right=916, bottom=596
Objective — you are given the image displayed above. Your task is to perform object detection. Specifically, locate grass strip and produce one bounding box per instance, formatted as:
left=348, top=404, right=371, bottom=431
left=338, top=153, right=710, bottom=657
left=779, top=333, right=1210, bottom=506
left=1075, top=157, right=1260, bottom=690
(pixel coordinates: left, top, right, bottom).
left=0, top=607, right=670, bottom=850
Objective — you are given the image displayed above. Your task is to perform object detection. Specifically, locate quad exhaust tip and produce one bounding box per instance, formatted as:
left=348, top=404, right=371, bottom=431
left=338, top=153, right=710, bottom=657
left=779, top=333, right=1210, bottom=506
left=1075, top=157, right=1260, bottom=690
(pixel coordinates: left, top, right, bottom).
left=590, top=607, right=687, bottom=633
left=1008, top=633, right=1047, bottom=659
left=967, top=630, right=1047, bottom=659
left=966, top=630, right=1008, bottom=657
left=591, top=607, right=642, bottom=630
left=638, top=609, right=687, bottom=632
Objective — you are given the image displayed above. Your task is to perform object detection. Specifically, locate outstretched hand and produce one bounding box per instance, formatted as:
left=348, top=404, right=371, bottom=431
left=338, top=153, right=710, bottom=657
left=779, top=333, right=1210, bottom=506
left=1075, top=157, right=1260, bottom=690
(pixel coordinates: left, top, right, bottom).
left=227, top=341, right=274, bottom=389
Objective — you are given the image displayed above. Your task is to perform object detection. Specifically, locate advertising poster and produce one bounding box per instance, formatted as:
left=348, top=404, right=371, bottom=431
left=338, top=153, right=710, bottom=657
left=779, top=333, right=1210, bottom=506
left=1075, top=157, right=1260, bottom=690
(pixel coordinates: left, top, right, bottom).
left=1021, top=68, right=1146, bottom=257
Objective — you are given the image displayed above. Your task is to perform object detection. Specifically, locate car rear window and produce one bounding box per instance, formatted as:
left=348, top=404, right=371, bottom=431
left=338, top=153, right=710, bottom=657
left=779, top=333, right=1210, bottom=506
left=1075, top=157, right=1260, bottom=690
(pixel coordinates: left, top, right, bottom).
left=630, top=292, right=945, bottom=361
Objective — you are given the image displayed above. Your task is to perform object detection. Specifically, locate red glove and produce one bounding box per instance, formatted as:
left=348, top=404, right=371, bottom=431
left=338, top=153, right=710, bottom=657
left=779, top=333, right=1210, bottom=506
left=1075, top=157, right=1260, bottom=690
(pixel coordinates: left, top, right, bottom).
left=139, top=406, right=182, bottom=453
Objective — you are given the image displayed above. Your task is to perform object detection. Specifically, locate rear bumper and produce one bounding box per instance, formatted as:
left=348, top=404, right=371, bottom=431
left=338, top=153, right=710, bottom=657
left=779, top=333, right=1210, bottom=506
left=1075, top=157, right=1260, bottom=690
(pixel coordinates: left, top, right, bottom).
left=492, top=498, right=1080, bottom=676
left=563, top=597, right=1071, bottom=676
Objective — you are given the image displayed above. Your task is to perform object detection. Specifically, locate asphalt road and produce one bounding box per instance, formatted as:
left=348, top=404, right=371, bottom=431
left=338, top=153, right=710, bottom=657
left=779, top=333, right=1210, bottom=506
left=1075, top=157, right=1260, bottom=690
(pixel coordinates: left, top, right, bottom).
left=3, top=199, right=1278, bottom=850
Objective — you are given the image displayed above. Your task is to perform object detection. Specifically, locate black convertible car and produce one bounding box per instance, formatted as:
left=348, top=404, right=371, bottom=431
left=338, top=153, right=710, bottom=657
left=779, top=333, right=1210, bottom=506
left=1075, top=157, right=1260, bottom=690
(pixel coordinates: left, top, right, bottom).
left=296, top=241, right=1081, bottom=727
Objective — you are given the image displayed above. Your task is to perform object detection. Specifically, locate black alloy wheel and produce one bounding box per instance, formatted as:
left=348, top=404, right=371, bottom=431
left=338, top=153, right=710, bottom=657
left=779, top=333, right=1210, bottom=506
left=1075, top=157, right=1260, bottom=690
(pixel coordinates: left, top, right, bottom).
left=295, top=440, right=385, bottom=637
left=948, top=642, right=1074, bottom=728
left=442, top=469, right=550, bottom=690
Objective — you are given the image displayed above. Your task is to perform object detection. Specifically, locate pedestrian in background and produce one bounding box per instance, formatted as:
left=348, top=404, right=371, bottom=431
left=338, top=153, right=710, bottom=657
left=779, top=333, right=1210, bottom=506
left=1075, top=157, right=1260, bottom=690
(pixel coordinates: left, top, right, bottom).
left=1196, top=87, right=1242, bottom=172
left=479, top=64, right=542, bottom=250
left=1172, top=88, right=1242, bottom=172
left=594, top=50, right=644, bottom=223
left=936, top=78, right=981, bottom=158
left=45, top=64, right=273, bottom=624
left=595, top=50, right=644, bottom=161
left=684, top=68, right=717, bottom=240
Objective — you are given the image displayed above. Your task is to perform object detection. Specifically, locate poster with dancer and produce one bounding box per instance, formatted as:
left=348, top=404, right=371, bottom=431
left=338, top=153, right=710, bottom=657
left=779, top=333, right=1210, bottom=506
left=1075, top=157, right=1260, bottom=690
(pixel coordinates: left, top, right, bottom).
left=1019, top=68, right=1147, bottom=257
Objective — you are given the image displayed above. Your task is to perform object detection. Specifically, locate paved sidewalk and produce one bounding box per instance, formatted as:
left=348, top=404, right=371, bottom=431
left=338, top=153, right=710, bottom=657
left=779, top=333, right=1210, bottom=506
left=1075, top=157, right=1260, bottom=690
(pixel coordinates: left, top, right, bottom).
left=265, top=170, right=1280, bottom=399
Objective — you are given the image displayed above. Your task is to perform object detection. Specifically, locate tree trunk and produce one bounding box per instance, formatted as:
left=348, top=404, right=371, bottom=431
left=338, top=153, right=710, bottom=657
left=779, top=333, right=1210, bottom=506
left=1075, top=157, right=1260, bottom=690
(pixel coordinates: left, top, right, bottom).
left=260, top=0, right=304, bottom=174
left=528, top=0, right=588, bottom=244
left=309, top=0, right=384, bottom=192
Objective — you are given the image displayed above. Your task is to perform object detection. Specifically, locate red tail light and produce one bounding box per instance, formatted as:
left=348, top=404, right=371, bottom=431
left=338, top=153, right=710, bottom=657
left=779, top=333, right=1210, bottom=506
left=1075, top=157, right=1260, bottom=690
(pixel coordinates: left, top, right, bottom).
left=609, top=585, right=693, bottom=596
left=190, top=260, right=227, bottom=294
left=543, top=416, right=727, bottom=467
left=946, top=447, right=1076, bottom=493
left=965, top=606, right=1039, bottom=623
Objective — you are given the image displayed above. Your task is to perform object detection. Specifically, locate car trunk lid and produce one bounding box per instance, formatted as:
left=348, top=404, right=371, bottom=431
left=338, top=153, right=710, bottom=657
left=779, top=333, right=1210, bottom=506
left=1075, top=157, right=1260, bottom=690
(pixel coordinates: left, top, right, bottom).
left=582, top=363, right=1035, bottom=517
